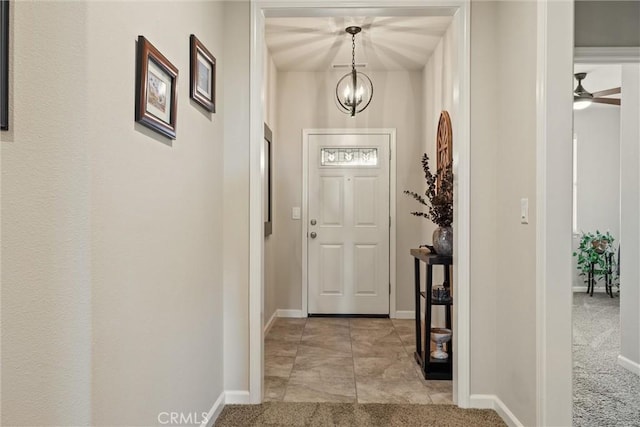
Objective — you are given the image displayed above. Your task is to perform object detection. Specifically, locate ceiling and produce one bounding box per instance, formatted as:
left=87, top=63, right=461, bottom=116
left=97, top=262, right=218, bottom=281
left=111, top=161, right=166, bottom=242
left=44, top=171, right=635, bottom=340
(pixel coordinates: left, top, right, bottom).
left=265, top=16, right=454, bottom=71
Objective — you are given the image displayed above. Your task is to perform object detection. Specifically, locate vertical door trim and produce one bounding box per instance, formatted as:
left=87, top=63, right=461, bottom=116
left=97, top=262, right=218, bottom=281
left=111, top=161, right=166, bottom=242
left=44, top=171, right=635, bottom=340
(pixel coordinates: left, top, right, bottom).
left=302, top=129, right=397, bottom=318
left=535, top=1, right=574, bottom=425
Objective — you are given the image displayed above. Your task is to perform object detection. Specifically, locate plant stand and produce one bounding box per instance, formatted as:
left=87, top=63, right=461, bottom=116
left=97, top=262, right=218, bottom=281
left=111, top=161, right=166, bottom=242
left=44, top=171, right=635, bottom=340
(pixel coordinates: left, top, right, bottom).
left=587, top=252, right=615, bottom=298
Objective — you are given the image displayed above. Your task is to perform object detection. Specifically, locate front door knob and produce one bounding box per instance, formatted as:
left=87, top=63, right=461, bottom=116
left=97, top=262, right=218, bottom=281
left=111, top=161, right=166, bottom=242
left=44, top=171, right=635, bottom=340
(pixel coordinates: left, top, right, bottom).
left=310, top=232, right=317, bottom=239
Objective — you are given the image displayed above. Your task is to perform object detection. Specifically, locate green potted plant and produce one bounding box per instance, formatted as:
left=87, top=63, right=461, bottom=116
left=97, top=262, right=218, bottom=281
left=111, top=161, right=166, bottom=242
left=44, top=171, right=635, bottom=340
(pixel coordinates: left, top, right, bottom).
left=573, top=230, right=618, bottom=289
left=404, top=153, right=453, bottom=255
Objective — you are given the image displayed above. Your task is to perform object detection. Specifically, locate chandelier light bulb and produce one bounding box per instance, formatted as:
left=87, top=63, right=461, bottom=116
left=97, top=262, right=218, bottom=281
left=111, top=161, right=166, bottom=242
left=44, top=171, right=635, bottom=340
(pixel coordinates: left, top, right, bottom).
left=343, top=86, right=354, bottom=106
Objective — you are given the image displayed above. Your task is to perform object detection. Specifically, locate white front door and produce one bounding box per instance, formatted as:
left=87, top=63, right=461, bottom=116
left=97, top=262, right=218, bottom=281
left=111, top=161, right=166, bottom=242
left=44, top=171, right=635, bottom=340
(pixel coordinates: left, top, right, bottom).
left=307, top=133, right=390, bottom=315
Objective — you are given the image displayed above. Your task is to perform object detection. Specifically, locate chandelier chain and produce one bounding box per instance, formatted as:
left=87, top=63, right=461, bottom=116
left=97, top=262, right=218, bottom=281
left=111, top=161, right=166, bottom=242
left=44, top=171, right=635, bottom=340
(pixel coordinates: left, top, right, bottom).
left=351, top=33, right=356, bottom=70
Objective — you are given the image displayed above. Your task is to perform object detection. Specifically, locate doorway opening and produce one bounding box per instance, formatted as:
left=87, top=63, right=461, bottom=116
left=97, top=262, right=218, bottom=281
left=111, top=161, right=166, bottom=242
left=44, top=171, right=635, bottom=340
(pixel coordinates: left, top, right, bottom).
left=571, top=59, right=640, bottom=426
left=250, top=2, right=471, bottom=406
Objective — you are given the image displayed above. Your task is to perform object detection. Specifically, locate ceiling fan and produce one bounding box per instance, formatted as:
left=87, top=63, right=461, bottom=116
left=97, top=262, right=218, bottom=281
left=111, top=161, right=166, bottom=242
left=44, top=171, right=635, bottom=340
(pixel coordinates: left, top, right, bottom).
left=574, top=72, right=621, bottom=110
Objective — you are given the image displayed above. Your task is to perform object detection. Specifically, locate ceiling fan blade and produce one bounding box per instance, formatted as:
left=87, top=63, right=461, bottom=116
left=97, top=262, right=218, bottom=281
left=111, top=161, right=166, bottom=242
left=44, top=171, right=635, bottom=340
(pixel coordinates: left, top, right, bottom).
left=593, top=98, right=621, bottom=106
left=592, top=87, right=621, bottom=97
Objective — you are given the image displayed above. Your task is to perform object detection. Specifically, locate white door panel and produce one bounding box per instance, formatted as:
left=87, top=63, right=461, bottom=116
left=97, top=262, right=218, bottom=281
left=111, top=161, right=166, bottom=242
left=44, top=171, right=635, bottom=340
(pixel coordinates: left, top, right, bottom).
left=319, top=244, right=344, bottom=295
left=320, top=177, right=344, bottom=226
left=307, top=133, right=390, bottom=315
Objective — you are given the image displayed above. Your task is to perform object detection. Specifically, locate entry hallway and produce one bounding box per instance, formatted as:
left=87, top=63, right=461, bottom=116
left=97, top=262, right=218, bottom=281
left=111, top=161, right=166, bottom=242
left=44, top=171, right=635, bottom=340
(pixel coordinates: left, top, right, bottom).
left=264, top=317, right=453, bottom=404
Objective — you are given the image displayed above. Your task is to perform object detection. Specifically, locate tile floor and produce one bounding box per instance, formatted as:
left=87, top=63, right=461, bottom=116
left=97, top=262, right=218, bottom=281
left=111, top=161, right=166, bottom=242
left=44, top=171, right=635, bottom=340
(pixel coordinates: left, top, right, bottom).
left=264, top=317, right=453, bottom=404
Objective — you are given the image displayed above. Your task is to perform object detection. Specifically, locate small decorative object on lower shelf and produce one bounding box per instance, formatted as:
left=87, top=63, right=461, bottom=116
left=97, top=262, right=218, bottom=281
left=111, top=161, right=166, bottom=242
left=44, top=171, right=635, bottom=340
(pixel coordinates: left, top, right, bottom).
left=432, top=286, right=450, bottom=302
left=430, top=328, right=452, bottom=360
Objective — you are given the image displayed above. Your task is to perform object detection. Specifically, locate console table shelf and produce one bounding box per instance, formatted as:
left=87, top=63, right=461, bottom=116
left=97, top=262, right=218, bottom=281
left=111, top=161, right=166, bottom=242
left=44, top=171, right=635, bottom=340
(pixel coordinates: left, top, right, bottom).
left=411, top=248, right=453, bottom=380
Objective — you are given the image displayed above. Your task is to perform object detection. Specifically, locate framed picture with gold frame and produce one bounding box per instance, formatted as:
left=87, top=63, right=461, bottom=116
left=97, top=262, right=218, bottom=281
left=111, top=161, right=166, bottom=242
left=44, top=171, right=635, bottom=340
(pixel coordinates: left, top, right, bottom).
left=135, top=36, right=178, bottom=139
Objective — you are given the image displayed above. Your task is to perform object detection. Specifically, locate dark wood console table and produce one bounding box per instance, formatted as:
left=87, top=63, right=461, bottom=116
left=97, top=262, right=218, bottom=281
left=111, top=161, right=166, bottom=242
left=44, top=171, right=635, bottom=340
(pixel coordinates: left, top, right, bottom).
left=411, top=248, right=453, bottom=380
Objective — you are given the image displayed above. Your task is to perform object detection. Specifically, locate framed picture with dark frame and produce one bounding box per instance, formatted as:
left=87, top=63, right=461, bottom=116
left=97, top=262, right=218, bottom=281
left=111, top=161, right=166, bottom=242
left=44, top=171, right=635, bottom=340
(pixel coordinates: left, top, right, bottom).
left=1, top=0, right=9, bottom=131
left=264, top=123, right=273, bottom=237
left=135, top=36, right=178, bottom=139
left=190, top=34, right=216, bottom=113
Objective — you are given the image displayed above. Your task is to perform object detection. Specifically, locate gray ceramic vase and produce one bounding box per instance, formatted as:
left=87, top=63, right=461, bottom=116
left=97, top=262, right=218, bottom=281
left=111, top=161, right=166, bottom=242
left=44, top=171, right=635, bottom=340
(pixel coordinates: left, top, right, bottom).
left=433, top=226, right=453, bottom=256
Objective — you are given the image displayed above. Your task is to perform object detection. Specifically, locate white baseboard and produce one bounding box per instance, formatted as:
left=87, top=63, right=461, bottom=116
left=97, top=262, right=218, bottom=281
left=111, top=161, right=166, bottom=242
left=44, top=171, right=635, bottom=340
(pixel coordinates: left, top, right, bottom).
left=225, top=390, right=251, bottom=404
left=393, top=310, right=414, bottom=319
left=201, top=391, right=225, bottom=427
left=276, top=308, right=415, bottom=319
left=618, top=355, right=640, bottom=376
left=469, top=394, right=495, bottom=409
left=264, top=310, right=278, bottom=335
left=200, top=390, right=252, bottom=426
left=470, top=394, right=523, bottom=427
left=277, top=309, right=304, bottom=318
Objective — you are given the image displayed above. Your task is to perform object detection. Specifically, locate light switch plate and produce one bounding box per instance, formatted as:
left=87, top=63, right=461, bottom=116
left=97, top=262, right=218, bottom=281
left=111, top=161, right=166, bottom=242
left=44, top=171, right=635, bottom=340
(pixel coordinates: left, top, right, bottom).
left=292, top=207, right=301, bottom=220
left=520, top=198, right=529, bottom=224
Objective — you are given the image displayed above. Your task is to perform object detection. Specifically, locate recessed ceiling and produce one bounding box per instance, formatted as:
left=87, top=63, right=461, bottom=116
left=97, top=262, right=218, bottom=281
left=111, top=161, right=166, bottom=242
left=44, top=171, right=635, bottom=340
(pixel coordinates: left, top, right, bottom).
left=265, top=16, right=454, bottom=71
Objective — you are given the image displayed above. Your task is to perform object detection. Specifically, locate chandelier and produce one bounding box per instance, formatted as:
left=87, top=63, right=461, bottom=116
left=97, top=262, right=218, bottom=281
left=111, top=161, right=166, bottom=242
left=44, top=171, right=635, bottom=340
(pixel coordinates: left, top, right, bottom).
left=336, top=26, right=373, bottom=117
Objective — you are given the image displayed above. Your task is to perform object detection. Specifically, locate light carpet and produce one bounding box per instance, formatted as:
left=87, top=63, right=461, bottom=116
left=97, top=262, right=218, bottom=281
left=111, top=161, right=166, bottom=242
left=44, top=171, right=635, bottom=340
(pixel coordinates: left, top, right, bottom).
left=573, top=292, right=640, bottom=427
left=215, top=402, right=505, bottom=426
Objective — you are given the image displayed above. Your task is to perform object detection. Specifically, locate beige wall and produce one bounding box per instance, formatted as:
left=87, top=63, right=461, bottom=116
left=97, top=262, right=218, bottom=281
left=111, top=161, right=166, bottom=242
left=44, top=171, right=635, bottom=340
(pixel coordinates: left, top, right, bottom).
left=619, top=64, right=640, bottom=369
left=88, top=2, right=226, bottom=424
left=2, top=1, right=231, bottom=425
left=573, top=107, right=621, bottom=287
left=469, top=0, right=499, bottom=398
left=574, top=108, right=621, bottom=237
left=470, top=2, right=538, bottom=425
left=493, top=4, right=537, bottom=425
left=222, top=1, right=251, bottom=394
left=424, top=20, right=457, bottom=153
left=1, top=2, right=91, bottom=425
left=264, top=48, right=278, bottom=325
left=274, top=70, right=424, bottom=313
left=422, top=20, right=457, bottom=325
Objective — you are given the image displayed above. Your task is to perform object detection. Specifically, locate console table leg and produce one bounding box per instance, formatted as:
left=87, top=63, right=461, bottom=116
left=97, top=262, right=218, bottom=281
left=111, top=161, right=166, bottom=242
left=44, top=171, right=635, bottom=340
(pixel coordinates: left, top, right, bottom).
left=425, top=264, right=433, bottom=371
left=414, top=257, right=422, bottom=365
